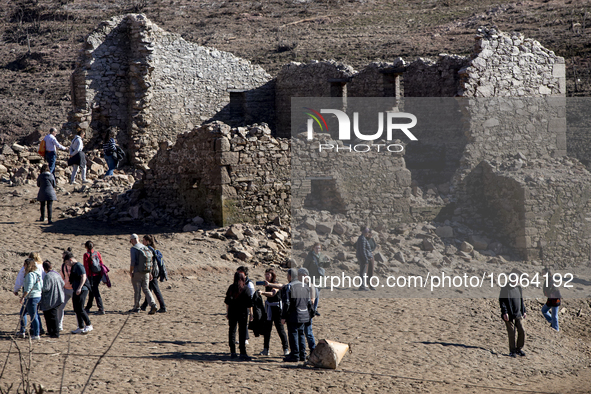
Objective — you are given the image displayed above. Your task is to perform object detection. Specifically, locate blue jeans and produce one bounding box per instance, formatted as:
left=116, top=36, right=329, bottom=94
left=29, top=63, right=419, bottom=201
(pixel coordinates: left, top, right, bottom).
left=24, top=297, right=41, bottom=337
left=20, top=302, right=43, bottom=335
left=105, top=154, right=116, bottom=176
left=287, top=322, right=306, bottom=360
left=542, top=304, right=559, bottom=331
left=45, top=151, right=57, bottom=175
left=304, top=319, right=316, bottom=351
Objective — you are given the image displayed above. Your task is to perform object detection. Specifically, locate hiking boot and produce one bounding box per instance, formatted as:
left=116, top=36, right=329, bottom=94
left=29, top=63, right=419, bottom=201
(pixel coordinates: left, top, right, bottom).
left=95, top=310, right=105, bottom=315
left=358, top=286, right=369, bottom=291
left=71, top=327, right=84, bottom=334
left=148, top=306, right=157, bottom=315
left=283, top=355, right=299, bottom=362
left=230, top=353, right=238, bottom=359
left=509, top=352, right=516, bottom=358
left=259, top=349, right=269, bottom=356
left=82, top=325, right=93, bottom=334
left=128, top=308, right=140, bottom=313
left=239, top=354, right=252, bottom=361
left=516, top=350, right=526, bottom=357
left=140, top=302, right=148, bottom=311
left=157, top=308, right=167, bottom=313
left=369, top=286, right=376, bottom=291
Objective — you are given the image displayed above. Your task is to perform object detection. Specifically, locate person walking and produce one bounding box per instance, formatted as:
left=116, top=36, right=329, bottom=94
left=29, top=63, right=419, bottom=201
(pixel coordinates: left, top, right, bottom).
left=63, top=251, right=93, bottom=334
left=129, top=234, right=157, bottom=314
left=20, top=258, right=43, bottom=340
left=39, top=260, right=64, bottom=338
left=499, top=268, right=527, bottom=357
left=58, top=249, right=74, bottom=332
left=541, top=267, right=561, bottom=332
left=258, top=268, right=289, bottom=357
left=14, top=253, right=46, bottom=338
left=43, top=127, right=67, bottom=176
left=103, top=130, right=118, bottom=176
left=140, top=235, right=167, bottom=313
left=83, top=241, right=105, bottom=315
left=37, top=164, right=57, bottom=224
left=225, top=271, right=253, bottom=361
left=68, top=129, right=89, bottom=185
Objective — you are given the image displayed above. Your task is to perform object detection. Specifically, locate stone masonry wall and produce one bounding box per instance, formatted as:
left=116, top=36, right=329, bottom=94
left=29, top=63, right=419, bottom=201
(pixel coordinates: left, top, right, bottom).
left=292, top=133, right=412, bottom=231
left=68, top=14, right=273, bottom=167
left=481, top=159, right=591, bottom=265
left=144, top=122, right=290, bottom=226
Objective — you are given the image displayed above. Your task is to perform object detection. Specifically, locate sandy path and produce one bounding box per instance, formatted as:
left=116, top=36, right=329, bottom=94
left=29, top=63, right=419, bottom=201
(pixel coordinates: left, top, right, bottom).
left=0, top=183, right=590, bottom=393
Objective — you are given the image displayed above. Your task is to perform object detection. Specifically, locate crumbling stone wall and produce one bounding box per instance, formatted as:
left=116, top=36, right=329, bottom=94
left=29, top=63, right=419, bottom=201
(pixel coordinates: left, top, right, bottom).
left=566, top=98, right=591, bottom=169
left=69, top=14, right=273, bottom=167
left=459, top=28, right=566, bottom=97
left=292, top=133, right=412, bottom=230
left=144, top=122, right=290, bottom=226
left=480, top=159, right=591, bottom=264
left=404, top=55, right=469, bottom=97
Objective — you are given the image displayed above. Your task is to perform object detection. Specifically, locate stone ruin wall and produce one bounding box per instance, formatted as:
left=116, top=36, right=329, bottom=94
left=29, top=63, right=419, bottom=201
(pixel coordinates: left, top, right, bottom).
left=480, top=160, right=591, bottom=264
left=291, top=134, right=412, bottom=231
left=143, top=122, right=290, bottom=226
left=68, top=14, right=273, bottom=167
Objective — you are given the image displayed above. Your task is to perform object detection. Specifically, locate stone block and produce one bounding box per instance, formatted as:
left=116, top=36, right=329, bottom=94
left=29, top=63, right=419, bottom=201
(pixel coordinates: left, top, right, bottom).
left=316, top=222, right=334, bottom=235
left=459, top=241, right=473, bottom=253
left=435, top=226, right=454, bottom=238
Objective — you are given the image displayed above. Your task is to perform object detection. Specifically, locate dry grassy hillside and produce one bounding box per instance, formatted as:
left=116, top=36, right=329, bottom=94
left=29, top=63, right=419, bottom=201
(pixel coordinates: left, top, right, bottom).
left=0, top=0, right=590, bottom=144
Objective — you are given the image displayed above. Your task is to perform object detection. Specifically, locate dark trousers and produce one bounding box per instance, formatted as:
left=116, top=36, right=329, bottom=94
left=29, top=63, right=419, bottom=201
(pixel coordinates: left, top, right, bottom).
left=359, top=258, right=375, bottom=283
left=263, top=307, right=288, bottom=350
left=505, top=317, right=525, bottom=353
left=86, top=275, right=104, bottom=312
left=142, top=279, right=166, bottom=310
left=72, top=289, right=91, bottom=328
left=287, top=322, right=306, bottom=360
left=40, top=201, right=53, bottom=221
left=228, top=314, right=248, bottom=355
left=43, top=307, right=59, bottom=337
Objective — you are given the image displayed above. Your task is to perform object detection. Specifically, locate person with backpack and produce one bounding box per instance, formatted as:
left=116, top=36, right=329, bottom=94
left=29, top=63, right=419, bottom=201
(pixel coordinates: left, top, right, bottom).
left=64, top=251, right=93, bottom=334
left=20, top=258, right=43, bottom=340
left=140, top=235, right=167, bottom=313
left=129, top=234, right=157, bottom=314
left=541, top=267, right=561, bottom=332
left=103, top=129, right=118, bottom=176
left=42, top=127, right=68, bottom=176
left=83, top=241, right=105, bottom=315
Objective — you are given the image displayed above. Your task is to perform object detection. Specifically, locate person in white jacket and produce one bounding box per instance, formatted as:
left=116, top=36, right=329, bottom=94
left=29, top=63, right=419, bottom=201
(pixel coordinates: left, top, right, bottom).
left=69, top=129, right=89, bottom=185
left=14, top=253, right=46, bottom=338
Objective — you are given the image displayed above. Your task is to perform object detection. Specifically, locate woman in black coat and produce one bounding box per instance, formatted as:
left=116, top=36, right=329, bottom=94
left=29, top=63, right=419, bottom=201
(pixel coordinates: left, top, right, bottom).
left=37, top=164, right=57, bottom=224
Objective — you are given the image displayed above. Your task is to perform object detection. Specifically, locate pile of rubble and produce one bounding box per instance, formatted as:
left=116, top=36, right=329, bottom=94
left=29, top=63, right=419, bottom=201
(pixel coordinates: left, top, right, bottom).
left=292, top=208, right=517, bottom=278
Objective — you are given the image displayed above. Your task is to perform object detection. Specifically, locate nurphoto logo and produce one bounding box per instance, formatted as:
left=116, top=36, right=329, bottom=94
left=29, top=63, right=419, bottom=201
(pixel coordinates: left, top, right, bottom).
left=304, top=108, right=418, bottom=153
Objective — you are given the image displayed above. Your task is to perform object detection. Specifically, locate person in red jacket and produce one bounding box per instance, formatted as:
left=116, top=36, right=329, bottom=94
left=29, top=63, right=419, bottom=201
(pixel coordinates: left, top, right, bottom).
left=83, top=241, right=105, bottom=315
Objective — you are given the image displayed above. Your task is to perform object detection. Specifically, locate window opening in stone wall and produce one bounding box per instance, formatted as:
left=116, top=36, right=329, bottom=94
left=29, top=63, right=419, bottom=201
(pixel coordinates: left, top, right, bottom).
left=228, top=89, right=247, bottom=124
left=304, top=177, right=347, bottom=214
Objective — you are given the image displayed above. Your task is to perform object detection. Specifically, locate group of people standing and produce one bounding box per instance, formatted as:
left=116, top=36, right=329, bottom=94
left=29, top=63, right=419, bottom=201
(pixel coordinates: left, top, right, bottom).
left=13, top=243, right=109, bottom=339
left=224, top=265, right=319, bottom=362
left=36, top=127, right=122, bottom=225
left=13, top=234, right=168, bottom=339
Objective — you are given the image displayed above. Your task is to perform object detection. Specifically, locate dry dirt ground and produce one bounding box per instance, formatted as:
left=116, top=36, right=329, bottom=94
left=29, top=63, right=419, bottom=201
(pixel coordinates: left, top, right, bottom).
left=0, top=183, right=590, bottom=393
left=1, top=0, right=591, bottom=144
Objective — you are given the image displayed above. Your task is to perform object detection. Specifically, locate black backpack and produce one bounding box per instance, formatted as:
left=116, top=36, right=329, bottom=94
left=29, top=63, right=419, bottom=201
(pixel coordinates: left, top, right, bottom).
left=90, top=251, right=102, bottom=274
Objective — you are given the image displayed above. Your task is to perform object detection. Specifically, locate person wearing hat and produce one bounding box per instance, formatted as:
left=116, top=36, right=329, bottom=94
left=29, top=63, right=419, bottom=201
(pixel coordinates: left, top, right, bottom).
left=281, top=268, right=311, bottom=362
left=43, top=127, right=68, bottom=176
left=129, top=234, right=157, bottom=314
